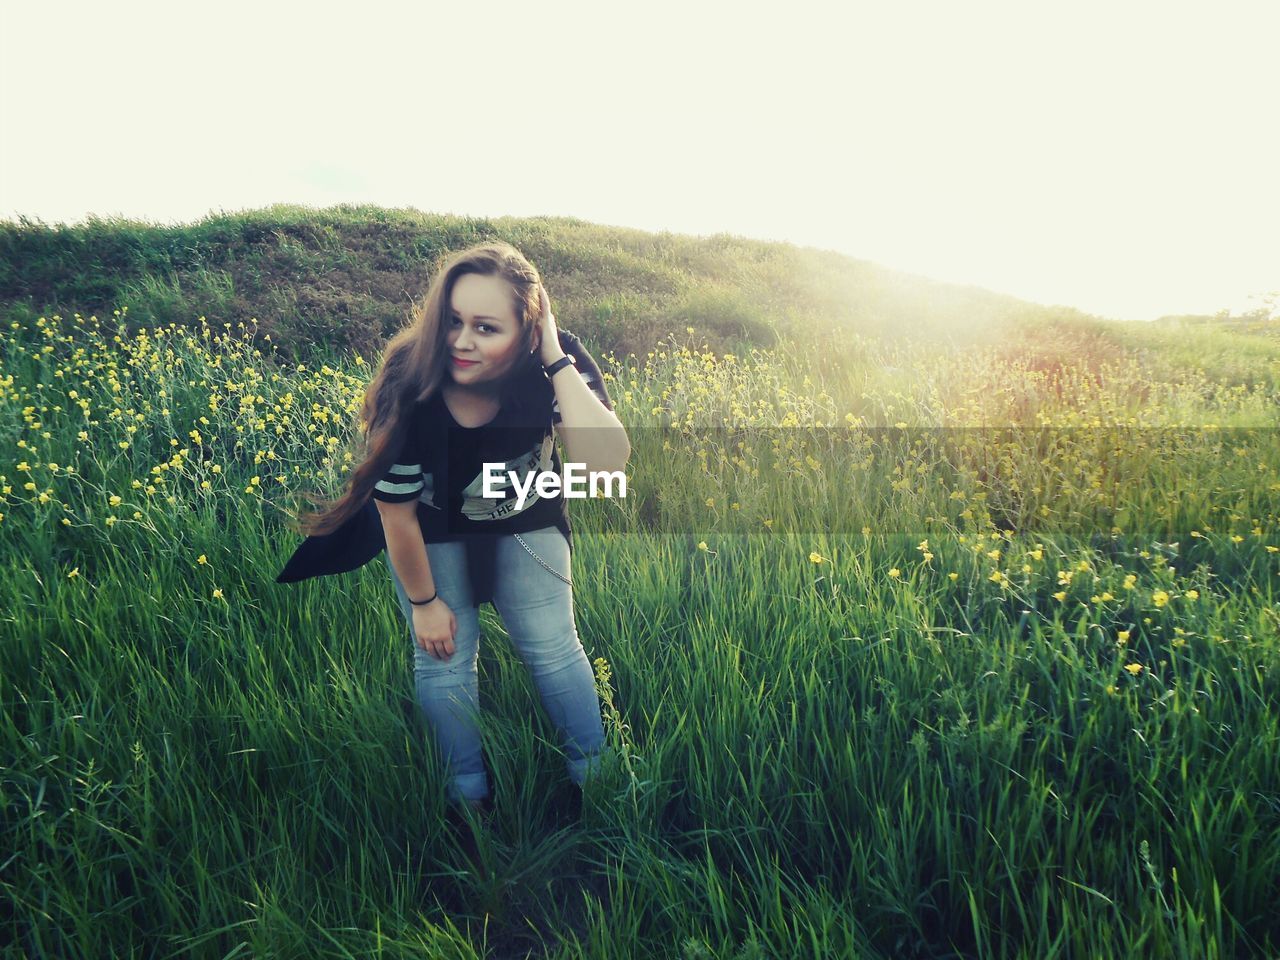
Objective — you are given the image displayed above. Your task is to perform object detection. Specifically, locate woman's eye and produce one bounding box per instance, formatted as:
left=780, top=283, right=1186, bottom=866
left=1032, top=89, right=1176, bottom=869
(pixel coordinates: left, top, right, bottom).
left=451, top=317, right=494, bottom=333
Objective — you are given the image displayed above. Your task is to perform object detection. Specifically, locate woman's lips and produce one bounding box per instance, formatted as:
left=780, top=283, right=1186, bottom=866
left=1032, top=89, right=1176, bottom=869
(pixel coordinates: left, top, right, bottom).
left=452, top=356, right=479, bottom=367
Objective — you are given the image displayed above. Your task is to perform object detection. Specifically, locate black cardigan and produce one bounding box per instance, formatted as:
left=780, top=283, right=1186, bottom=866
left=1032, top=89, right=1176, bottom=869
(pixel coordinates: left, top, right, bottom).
left=274, top=497, right=526, bottom=607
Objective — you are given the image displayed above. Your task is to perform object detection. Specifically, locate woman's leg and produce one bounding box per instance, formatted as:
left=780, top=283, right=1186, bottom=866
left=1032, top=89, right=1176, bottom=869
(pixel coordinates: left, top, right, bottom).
left=388, top=541, right=489, bottom=805
left=491, top=527, right=606, bottom=788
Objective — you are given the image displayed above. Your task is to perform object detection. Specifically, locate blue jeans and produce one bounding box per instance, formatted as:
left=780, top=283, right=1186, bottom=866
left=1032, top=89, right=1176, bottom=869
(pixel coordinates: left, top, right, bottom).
left=387, top=526, right=606, bottom=805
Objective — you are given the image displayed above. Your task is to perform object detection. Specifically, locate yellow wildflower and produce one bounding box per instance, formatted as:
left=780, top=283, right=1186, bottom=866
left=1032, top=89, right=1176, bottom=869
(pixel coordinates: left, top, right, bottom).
left=1124, top=663, right=1143, bottom=675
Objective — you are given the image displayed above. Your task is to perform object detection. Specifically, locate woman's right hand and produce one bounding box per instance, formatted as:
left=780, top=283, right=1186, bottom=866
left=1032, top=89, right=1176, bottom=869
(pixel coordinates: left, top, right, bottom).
left=412, top=599, right=457, bottom=660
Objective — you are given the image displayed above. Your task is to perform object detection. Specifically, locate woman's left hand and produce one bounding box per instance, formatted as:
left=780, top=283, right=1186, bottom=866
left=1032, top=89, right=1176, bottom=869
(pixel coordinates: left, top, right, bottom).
left=536, top=283, right=566, bottom=366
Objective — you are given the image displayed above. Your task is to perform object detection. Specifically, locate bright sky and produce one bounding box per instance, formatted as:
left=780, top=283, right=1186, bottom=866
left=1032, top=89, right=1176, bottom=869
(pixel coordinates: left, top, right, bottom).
left=3, top=0, right=1277, bottom=321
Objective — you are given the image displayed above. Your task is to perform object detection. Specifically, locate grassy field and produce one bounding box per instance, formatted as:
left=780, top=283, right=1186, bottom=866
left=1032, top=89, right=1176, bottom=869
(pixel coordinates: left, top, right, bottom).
left=2, top=213, right=1279, bottom=958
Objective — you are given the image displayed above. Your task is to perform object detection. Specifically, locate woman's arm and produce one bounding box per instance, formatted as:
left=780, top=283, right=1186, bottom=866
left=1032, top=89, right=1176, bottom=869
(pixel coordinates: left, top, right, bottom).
left=376, top=499, right=438, bottom=602
left=535, top=284, right=630, bottom=475
left=544, top=340, right=630, bottom=475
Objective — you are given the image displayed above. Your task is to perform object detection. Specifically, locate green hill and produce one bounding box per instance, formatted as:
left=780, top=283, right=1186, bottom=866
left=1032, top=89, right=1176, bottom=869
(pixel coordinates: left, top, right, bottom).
left=2, top=203, right=1107, bottom=364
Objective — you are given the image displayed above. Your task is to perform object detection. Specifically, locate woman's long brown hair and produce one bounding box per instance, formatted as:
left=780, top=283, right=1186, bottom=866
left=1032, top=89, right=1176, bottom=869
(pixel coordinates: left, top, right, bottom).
left=285, top=241, right=547, bottom=537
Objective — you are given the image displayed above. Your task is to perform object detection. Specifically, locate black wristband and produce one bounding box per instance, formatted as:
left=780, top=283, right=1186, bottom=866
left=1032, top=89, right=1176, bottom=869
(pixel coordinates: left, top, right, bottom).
left=409, top=590, right=437, bottom=606
left=544, top=355, right=576, bottom=379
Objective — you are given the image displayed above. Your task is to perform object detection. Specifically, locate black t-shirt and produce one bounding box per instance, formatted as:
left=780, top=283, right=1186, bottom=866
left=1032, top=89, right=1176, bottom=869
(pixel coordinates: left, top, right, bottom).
left=277, top=329, right=616, bottom=607
left=371, top=329, right=615, bottom=547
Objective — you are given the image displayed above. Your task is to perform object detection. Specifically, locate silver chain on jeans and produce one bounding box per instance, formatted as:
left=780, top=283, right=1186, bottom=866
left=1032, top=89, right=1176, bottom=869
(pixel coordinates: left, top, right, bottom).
left=513, top=532, right=573, bottom=587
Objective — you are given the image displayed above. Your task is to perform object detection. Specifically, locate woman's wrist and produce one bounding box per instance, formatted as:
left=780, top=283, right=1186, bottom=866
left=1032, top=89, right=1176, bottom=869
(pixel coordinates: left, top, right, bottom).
left=543, top=354, right=574, bottom=378
left=409, top=590, right=438, bottom=606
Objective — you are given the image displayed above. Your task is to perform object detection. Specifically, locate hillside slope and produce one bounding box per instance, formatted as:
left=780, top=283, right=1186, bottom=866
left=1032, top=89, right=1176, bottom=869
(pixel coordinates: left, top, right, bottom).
left=2, top=204, right=1105, bottom=363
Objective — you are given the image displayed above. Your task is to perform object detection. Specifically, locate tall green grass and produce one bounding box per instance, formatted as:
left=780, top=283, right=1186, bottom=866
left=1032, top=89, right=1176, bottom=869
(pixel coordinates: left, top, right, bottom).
left=2, top=291, right=1278, bottom=957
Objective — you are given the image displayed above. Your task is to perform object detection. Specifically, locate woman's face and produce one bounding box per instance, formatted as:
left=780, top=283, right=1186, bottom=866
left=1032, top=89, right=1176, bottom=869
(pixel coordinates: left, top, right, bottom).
left=445, top=273, right=530, bottom=391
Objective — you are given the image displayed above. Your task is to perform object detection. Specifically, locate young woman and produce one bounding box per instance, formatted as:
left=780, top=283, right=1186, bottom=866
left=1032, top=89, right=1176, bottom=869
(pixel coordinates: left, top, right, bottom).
left=283, top=241, right=630, bottom=818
